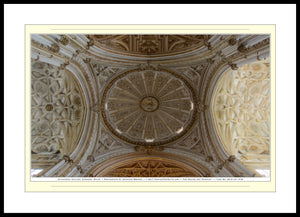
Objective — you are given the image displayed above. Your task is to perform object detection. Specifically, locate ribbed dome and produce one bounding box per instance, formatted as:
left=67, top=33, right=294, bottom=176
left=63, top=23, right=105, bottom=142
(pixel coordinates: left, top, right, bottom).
left=101, top=68, right=197, bottom=146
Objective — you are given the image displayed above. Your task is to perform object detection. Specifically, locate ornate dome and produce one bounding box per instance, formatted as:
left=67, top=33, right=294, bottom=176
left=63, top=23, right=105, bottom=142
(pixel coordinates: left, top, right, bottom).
left=100, top=68, right=197, bottom=146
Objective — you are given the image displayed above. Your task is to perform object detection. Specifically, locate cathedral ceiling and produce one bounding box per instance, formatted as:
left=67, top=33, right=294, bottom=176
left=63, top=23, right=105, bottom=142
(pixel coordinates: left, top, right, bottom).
left=30, top=34, right=271, bottom=177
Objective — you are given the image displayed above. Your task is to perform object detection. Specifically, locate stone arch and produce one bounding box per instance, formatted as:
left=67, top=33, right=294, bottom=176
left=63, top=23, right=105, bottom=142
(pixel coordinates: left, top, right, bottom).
left=87, top=152, right=213, bottom=177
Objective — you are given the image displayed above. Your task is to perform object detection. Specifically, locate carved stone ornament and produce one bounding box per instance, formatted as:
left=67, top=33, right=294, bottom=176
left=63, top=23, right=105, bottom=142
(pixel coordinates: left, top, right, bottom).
left=87, top=38, right=94, bottom=49
left=48, top=43, right=60, bottom=53
left=227, top=155, right=236, bottom=162
left=59, top=61, right=69, bottom=70
left=237, top=42, right=248, bottom=53
left=228, top=37, right=238, bottom=46
left=58, top=35, right=69, bottom=46
left=63, top=155, right=73, bottom=163
left=228, top=62, right=239, bottom=70
left=76, top=165, right=83, bottom=173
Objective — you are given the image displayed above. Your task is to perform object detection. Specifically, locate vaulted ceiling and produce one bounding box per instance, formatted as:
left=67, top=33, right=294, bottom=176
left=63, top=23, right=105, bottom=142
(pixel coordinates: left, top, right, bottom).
left=30, top=34, right=271, bottom=177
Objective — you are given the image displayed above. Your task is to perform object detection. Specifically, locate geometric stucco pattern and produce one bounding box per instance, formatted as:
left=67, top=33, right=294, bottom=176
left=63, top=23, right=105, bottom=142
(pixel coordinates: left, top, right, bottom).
left=211, top=58, right=270, bottom=171
left=31, top=61, right=86, bottom=168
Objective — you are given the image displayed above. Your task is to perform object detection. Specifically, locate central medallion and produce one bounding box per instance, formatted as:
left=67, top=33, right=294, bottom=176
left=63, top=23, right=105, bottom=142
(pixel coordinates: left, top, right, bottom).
left=140, top=96, right=159, bottom=112
left=101, top=68, right=197, bottom=146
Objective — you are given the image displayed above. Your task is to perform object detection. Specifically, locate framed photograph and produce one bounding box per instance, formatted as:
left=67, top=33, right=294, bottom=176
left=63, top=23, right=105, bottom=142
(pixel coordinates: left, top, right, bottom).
left=25, top=24, right=276, bottom=192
